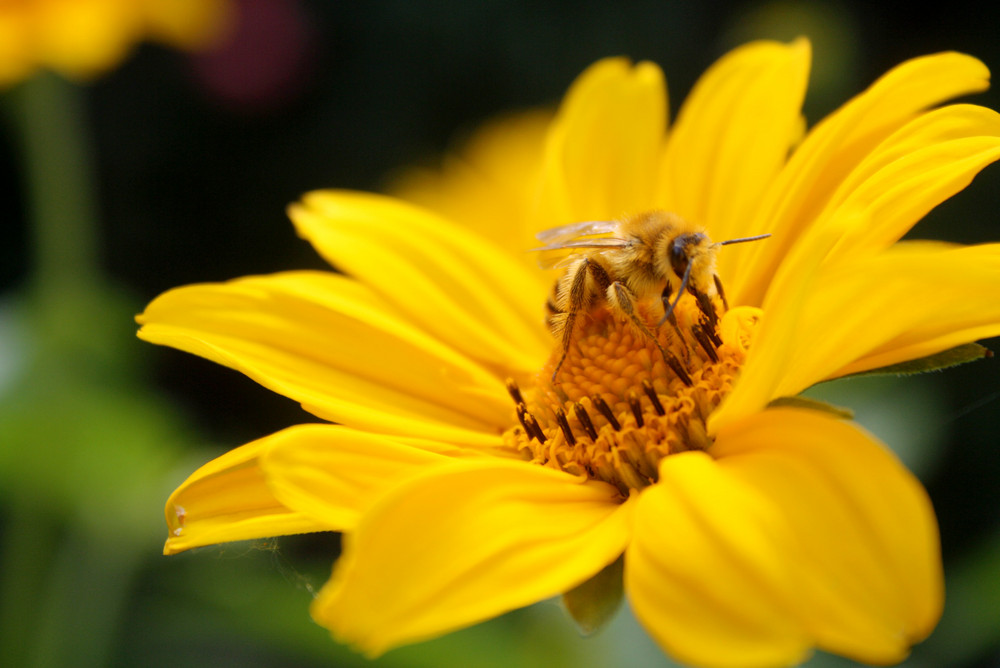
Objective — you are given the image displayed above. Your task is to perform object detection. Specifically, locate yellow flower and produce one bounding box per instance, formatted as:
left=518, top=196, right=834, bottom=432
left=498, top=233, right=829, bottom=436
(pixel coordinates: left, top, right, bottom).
left=0, top=0, right=231, bottom=87
left=139, top=39, right=1000, bottom=667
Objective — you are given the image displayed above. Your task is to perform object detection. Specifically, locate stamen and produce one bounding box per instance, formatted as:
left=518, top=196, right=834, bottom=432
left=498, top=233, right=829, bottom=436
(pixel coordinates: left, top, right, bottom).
left=573, top=402, right=599, bottom=440
left=505, top=378, right=524, bottom=405
left=515, top=403, right=531, bottom=433
left=592, top=395, right=621, bottom=431
left=529, top=415, right=547, bottom=443
left=521, top=407, right=546, bottom=443
left=664, top=349, right=694, bottom=387
left=713, top=274, right=730, bottom=311
left=692, top=325, right=720, bottom=363
left=695, top=291, right=718, bottom=330
left=505, top=282, right=756, bottom=494
left=704, top=321, right=723, bottom=348
left=628, top=392, right=644, bottom=428
left=555, top=408, right=576, bottom=445
left=641, top=380, right=665, bottom=416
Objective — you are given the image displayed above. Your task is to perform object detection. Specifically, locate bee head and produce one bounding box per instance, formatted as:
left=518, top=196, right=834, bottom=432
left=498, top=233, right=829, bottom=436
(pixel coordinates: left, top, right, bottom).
left=668, top=232, right=710, bottom=279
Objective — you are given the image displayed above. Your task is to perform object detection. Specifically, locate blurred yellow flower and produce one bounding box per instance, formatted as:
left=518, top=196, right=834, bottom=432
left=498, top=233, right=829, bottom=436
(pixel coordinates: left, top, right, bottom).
left=0, top=0, right=231, bottom=86
left=139, top=40, right=1000, bottom=667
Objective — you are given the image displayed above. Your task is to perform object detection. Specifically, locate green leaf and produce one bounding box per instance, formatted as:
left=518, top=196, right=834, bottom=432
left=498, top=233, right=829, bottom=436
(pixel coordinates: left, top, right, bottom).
left=848, top=342, right=993, bottom=377
left=562, top=555, right=624, bottom=635
left=766, top=395, right=854, bottom=419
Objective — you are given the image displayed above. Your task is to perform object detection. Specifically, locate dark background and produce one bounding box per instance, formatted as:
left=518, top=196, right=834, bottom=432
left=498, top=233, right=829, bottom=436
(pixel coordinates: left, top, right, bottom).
left=2, top=1, right=999, bottom=666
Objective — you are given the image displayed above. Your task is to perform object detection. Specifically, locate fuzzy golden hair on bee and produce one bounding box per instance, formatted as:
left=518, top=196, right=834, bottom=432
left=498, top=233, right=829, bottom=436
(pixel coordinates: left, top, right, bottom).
left=533, top=210, right=770, bottom=383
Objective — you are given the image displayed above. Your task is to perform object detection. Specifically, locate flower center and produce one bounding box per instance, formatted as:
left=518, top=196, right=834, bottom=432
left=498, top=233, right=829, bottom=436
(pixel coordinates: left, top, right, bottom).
left=504, top=296, right=759, bottom=495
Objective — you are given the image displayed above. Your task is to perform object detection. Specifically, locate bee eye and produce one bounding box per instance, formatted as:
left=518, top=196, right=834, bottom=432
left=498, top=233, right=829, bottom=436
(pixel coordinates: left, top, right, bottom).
left=669, top=232, right=708, bottom=277
left=669, top=236, right=693, bottom=277
left=670, top=244, right=684, bottom=266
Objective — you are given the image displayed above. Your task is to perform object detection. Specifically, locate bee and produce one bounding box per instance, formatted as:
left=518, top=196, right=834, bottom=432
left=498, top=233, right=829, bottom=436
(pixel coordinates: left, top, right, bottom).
left=534, top=211, right=769, bottom=384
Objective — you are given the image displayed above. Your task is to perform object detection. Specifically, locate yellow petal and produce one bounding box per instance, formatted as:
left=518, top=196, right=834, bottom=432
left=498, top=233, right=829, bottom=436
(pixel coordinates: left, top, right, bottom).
left=37, top=0, right=138, bottom=80
left=138, top=271, right=508, bottom=444
left=716, top=241, right=1000, bottom=428
left=0, top=8, right=34, bottom=87
left=770, top=242, right=1000, bottom=398
left=660, top=39, right=811, bottom=251
left=163, top=430, right=324, bottom=555
left=289, top=191, right=550, bottom=372
left=626, top=451, right=811, bottom=668
left=820, top=104, right=1000, bottom=258
left=816, top=243, right=1000, bottom=378
left=714, top=408, right=942, bottom=662
left=732, top=51, right=991, bottom=305
left=259, top=425, right=473, bottom=530
left=537, top=57, right=667, bottom=225
left=392, top=110, right=553, bottom=268
left=312, top=459, right=631, bottom=656
left=710, top=220, right=841, bottom=433
left=141, top=0, right=233, bottom=50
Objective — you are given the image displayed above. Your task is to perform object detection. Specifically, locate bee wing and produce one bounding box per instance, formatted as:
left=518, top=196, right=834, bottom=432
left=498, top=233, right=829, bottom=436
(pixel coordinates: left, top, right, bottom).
left=533, top=238, right=630, bottom=270
left=534, top=220, right=620, bottom=244
left=536, top=251, right=580, bottom=271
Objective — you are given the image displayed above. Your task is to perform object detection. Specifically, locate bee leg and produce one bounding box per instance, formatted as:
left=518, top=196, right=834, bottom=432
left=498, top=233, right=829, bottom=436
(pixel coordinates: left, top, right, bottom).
left=552, top=259, right=596, bottom=383
left=609, top=282, right=693, bottom=387
left=691, top=286, right=719, bottom=331
left=551, top=330, right=571, bottom=384
left=659, top=284, right=678, bottom=328
left=551, top=314, right=576, bottom=385
left=545, top=278, right=565, bottom=332
left=659, top=283, right=690, bottom=363
left=583, top=256, right=614, bottom=294
left=659, top=283, right=687, bottom=336
left=552, top=258, right=614, bottom=383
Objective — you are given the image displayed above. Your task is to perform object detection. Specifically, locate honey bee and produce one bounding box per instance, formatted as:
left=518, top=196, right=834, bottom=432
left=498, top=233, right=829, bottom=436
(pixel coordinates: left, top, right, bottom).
left=534, top=210, right=769, bottom=383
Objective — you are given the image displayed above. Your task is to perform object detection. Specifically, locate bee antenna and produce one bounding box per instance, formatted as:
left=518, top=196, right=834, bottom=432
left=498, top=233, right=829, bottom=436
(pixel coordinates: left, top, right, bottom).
left=716, top=233, right=771, bottom=247
left=657, top=260, right=693, bottom=327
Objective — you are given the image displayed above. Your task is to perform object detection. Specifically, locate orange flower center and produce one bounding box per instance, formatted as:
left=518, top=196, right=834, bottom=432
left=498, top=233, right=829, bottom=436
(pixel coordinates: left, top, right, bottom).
left=503, top=296, right=759, bottom=494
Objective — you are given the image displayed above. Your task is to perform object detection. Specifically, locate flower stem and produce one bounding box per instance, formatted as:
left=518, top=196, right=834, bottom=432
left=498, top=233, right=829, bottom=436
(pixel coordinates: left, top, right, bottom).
left=0, top=73, right=137, bottom=668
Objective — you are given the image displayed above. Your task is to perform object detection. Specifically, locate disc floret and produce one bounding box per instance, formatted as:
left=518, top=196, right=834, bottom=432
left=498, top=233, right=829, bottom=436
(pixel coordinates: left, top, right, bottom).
left=505, top=297, right=756, bottom=494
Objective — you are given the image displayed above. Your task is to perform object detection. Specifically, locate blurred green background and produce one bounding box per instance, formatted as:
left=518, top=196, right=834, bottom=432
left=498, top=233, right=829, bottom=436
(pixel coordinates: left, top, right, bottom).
left=2, top=1, right=999, bottom=667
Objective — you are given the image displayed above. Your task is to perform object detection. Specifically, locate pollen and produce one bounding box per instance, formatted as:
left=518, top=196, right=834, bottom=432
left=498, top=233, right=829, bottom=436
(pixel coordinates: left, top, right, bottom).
left=504, top=297, right=759, bottom=495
